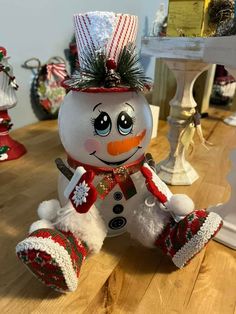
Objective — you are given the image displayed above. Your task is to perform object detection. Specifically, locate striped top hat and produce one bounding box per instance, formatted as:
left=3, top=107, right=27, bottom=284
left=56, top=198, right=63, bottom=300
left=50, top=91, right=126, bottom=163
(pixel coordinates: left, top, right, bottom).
left=63, top=11, right=149, bottom=93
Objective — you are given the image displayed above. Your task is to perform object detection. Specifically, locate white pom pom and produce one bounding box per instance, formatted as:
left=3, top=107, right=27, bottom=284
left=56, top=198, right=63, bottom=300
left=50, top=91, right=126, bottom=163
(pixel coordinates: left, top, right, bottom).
left=166, top=194, right=195, bottom=216
left=29, top=219, right=55, bottom=234
left=37, top=199, right=60, bottom=221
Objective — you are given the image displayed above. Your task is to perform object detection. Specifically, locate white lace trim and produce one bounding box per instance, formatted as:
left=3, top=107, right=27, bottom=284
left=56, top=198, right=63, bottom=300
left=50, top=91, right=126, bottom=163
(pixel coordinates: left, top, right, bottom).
left=16, top=236, right=78, bottom=292
left=172, top=212, right=222, bottom=268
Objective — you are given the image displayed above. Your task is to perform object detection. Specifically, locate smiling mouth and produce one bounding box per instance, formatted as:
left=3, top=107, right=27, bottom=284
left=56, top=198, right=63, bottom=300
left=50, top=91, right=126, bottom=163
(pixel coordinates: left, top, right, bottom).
left=90, top=147, right=141, bottom=166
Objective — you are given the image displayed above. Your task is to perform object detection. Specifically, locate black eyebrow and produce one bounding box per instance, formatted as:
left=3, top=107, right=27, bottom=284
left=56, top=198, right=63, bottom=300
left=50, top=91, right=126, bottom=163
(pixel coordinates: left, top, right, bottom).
left=93, top=103, right=102, bottom=112
left=125, top=103, right=134, bottom=111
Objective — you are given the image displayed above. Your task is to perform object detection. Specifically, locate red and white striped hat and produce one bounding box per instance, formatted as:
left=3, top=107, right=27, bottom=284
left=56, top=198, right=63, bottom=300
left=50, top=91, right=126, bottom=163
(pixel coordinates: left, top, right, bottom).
left=62, top=12, right=149, bottom=93
left=74, top=12, right=138, bottom=67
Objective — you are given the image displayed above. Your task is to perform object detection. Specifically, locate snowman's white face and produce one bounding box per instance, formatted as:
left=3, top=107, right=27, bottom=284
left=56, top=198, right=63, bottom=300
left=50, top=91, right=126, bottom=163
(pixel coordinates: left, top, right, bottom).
left=58, top=91, right=153, bottom=168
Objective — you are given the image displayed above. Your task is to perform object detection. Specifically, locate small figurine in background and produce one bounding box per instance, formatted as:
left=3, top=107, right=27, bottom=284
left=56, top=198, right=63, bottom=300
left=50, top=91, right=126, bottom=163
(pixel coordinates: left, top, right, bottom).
left=0, top=47, right=26, bottom=161
left=150, top=3, right=167, bottom=37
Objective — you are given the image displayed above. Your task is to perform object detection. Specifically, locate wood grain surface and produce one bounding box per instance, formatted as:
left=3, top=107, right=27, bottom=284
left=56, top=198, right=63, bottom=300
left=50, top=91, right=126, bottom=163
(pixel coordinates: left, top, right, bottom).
left=0, top=108, right=236, bottom=314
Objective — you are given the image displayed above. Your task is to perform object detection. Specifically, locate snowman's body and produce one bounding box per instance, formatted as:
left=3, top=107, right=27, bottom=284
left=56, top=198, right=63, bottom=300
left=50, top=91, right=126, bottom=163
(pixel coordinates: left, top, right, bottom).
left=57, top=91, right=171, bottom=238
left=58, top=165, right=170, bottom=237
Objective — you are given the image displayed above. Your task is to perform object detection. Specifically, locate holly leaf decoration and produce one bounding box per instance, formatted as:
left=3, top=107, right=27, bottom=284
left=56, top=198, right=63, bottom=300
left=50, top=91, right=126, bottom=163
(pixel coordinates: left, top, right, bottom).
left=0, top=51, right=3, bottom=62
left=0, top=146, right=9, bottom=154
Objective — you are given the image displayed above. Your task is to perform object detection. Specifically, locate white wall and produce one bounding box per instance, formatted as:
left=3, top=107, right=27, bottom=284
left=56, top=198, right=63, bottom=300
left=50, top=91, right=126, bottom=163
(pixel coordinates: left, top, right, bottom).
left=1, top=0, right=167, bottom=129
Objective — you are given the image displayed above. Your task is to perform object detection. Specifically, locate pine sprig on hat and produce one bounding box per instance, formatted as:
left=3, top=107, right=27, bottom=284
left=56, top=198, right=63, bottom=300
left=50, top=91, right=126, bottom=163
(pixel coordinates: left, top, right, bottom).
left=63, top=44, right=150, bottom=91
left=117, top=44, right=149, bottom=90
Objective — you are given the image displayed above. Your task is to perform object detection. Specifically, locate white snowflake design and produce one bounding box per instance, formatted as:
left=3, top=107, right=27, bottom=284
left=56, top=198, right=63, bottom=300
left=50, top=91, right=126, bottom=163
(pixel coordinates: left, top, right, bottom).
left=72, top=180, right=90, bottom=207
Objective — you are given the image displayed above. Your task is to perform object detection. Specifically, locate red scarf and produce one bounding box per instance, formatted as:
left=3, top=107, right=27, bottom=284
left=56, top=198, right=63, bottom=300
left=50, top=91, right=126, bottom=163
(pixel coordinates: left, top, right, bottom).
left=67, top=155, right=145, bottom=200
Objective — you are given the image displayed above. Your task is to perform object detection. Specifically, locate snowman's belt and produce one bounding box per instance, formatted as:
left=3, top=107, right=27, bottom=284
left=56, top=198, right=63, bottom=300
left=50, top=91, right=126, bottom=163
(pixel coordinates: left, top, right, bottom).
left=67, top=155, right=145, bottom=200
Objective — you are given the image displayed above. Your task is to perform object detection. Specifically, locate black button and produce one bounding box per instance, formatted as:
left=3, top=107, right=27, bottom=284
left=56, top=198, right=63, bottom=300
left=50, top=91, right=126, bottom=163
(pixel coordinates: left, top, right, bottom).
left=113, top=204, right=124, bottom=214
left=109, top=217, right=127, bottom=230
left=113, top=191, right=123, bottom=201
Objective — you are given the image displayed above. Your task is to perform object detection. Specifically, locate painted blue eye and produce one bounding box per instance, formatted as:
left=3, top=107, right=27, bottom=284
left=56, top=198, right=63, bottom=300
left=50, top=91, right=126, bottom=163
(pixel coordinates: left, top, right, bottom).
left=117, top=111, right=134, bottom=136
left=94, top=112, right=112, bottom=137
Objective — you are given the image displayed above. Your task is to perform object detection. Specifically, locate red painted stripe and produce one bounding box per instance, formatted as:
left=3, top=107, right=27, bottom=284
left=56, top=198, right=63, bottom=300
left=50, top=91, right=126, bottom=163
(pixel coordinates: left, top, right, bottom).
left=133, top=17, right=138, bottom=42
left=120, top=16, right=131, bottom=55
left=126, top=16, right=135, bottom=46
left=130, top=16, right=137, bottom=44
left=113, top=16, right=127, bottom=59
left=78, top=15, right=93, bottom=54
left=82, top=15, right=96, bottom=50
left=108, top=15, right=122, bottom=58
left=74, top=16, right=85, bottom=56
left=85, top=13, right=91, bottom=25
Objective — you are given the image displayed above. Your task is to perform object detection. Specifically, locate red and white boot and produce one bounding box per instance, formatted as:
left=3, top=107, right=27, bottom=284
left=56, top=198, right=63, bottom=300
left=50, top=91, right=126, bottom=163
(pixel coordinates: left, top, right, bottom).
left=141, top=163, right=223, bottom=268
left=16, top=199, right=107, bottom=292
left=16, top=228, right=88, bottom=292
left=156, top=209, right=223, bottom=268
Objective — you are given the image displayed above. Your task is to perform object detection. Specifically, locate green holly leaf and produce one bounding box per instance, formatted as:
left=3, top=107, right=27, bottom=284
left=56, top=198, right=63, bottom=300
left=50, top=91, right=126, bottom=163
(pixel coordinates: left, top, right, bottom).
left=0, top=51, right=3, bottom=62
left=0, top=146, right=9, bottom=154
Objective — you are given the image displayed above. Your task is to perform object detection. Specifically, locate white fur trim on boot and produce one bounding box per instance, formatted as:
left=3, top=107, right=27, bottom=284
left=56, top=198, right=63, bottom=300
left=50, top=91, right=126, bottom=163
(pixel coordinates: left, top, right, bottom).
left=37, top=199, right=60, bottom=221
left=127, top=196, right=171, bottom=248
left=55, top=201, right=107, bottom=254
left=165, top=194, right=195, bottom=216
left=29, top=219, right=55, bottom=234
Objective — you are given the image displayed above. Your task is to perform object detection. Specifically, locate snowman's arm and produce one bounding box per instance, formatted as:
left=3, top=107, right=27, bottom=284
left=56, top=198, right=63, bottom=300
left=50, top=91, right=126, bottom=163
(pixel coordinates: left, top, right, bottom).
left=63, top=166, right=97, bottom=214
left=141, top=163, right=173, bottom=201
left=141, top=163, right=195, bottom=218
left=55, top=159, right=97, bottom=214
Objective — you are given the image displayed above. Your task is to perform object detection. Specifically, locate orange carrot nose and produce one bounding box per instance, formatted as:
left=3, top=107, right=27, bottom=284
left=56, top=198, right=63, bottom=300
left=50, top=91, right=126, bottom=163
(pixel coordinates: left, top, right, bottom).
left=107, top=129, right=146, bottom=156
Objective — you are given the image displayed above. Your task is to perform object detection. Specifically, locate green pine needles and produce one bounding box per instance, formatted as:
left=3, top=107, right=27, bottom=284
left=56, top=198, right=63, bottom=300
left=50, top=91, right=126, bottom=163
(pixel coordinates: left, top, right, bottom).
left=64, top=44, right=150, bottom=91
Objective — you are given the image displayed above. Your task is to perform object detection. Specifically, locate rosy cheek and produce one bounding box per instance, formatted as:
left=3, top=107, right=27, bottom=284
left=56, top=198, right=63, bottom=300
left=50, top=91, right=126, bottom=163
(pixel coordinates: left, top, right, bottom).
left=83, top=139, right=101, bottom=154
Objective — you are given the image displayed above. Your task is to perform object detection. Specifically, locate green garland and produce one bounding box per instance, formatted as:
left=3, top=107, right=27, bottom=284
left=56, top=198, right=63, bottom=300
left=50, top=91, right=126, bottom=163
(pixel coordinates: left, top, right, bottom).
left=0, top=146, right=9, bottom=155
left=64, top=44, right=150, bottom=91
left=0, top=51, right=4, bottom=62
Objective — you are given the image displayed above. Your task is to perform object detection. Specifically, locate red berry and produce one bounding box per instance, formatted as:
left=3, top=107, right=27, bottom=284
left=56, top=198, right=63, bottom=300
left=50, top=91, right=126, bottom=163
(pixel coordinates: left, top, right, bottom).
left=106, top=59, right=117, bottom=70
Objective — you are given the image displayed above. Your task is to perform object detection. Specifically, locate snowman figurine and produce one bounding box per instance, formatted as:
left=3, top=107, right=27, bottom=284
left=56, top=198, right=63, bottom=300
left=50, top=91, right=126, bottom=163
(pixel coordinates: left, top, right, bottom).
left=0, top=47, right=26, bottom=161
left=16, top=12, right=222, bottom=293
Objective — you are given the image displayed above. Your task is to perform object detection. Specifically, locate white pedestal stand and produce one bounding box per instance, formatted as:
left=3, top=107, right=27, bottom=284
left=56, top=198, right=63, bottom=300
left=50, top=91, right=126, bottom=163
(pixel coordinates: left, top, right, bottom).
left=156, top=59, right=209, bottom=185
left=203, top=36, right=236, bottom=249
left=141, top=37, right=207, bottom=185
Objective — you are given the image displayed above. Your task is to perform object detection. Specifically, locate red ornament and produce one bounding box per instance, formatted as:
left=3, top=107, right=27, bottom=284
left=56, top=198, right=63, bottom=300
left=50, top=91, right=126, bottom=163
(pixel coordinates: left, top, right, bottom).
left=106, top=58, right=117, bottom=70
left=0, top=47, right=7, bottom=57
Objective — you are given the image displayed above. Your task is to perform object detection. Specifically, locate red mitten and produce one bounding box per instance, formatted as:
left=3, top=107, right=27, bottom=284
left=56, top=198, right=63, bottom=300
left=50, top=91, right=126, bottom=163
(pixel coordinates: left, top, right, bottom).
left=64, top=167, right=97, bottom=213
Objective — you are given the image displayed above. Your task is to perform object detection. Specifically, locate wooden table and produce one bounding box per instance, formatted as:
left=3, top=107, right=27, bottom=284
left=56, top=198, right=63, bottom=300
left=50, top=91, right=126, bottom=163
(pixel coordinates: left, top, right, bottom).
left=0, top=110, right=236, bottom=313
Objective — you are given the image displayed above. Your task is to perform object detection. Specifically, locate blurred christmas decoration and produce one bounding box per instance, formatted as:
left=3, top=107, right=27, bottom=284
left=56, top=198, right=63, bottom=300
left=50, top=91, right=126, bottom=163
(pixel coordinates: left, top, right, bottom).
left=0, top=47, right=26, bottom=162
left=23, top=57, right=68, bottom=120
left=64, top=35, right=79, bottom=74
left=150, top=3, right=167, bottom=37
left=210, top=65, right=236, bottom=105
left=208, top=0, right=236, bottom=36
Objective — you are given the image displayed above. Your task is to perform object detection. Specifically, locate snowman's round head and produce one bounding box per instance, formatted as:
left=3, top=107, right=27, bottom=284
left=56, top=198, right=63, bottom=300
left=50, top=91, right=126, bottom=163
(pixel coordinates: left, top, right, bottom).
left=59, top=91, right=153, bottom=168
